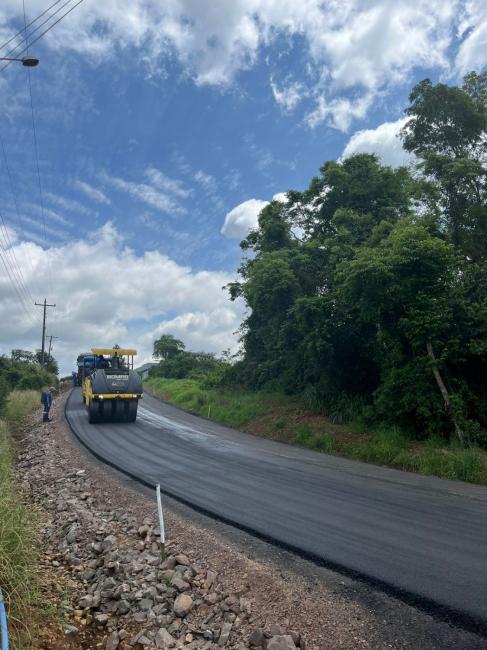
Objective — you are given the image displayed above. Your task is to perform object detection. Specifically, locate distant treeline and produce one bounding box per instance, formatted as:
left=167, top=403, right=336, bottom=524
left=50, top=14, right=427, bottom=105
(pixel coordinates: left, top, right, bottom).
left=223, top=72, right=487, bottom=445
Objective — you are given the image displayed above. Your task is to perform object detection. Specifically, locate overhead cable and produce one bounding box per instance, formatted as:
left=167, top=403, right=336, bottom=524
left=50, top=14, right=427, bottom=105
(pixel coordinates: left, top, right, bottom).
left=23, top=0, right=53, bottom=296
left=0, top=0, right=86, bottom=73
left=0, top=0, right=64, bottom=53
left=0, top=136, right=36, bottom=306
left=2, top=0, right=77, bottom=63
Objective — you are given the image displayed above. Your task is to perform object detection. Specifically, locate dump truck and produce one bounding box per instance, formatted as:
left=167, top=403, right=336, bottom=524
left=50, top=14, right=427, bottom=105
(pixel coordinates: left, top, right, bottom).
left=81, top=345, right=143, bottom=423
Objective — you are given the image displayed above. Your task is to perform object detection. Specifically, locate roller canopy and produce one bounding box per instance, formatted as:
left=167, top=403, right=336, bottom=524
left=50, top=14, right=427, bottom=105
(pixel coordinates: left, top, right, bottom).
left=91, top=348, right=137, bottom=356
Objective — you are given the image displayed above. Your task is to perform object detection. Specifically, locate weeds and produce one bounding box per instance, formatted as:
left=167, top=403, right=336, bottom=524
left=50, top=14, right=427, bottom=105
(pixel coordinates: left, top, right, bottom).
left=4, top=390, right=39, bottom=430
left=0, top=390, right=42, bottom=647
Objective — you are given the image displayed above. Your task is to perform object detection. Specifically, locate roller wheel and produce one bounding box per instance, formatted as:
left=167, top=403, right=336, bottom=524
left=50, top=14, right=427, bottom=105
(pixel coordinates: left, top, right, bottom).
left=88, top=400, right=100, bottom=423
left=125, top=400, right=138, bottom=422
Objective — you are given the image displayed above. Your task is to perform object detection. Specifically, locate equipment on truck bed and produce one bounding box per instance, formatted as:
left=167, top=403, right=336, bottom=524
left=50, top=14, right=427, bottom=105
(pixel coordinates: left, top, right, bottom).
left=80, top=345, right=143, bottom=423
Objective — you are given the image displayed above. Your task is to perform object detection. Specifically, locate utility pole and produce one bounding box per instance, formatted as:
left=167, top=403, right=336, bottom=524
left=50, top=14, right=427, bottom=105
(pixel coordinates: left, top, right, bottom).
left=35, top=299, right=56, bottom=365
left=47, top=335, right=59, bottom=362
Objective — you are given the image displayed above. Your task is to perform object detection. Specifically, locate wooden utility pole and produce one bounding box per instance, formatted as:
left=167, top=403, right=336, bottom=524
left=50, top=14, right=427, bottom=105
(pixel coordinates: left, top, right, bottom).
left=35, top=299, right=56, bottom=365
left=47, top=335, right=59, bottom=362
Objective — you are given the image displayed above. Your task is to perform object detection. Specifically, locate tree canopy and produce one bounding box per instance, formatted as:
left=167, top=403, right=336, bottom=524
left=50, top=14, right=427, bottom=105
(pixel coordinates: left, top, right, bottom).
left=227, top=72, right=487, bottom=445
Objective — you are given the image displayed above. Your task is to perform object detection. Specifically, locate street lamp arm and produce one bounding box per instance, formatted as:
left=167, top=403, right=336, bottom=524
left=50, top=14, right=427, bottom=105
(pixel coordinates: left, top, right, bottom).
left=0, top=56, right=39, bottom=67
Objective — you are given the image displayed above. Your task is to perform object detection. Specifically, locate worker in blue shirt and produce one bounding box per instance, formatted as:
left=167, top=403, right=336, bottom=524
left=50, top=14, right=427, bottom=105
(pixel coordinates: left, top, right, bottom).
left=41, top=387, right=54, bottom=422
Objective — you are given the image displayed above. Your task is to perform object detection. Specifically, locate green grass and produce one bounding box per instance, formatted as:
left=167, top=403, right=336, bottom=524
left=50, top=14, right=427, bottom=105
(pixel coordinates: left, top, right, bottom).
left=146, top=377, right=487, bottom=485
left=146, top=377, right=267, bottom=428
left=0, top=390, right=42, bottom=647
left=4, top=390, right=39, bottom=428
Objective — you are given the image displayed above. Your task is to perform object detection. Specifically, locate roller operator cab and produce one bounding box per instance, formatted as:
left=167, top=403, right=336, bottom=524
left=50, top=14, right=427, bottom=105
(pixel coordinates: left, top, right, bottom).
left=81, top=345, right=143, bottom=423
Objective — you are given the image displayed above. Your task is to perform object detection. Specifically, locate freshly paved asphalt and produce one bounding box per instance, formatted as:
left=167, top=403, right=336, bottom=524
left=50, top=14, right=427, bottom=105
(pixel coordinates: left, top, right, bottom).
left=65, top=388, right=487, bottom=625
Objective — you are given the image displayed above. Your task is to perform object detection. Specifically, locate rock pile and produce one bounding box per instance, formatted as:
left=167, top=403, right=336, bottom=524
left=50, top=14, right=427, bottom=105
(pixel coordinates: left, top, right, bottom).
left=16, top=402, right=307, bottom=650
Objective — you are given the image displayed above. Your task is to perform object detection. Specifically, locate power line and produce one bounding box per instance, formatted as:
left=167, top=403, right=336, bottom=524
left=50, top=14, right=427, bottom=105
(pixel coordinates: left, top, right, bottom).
left=0, top=216, right=36, bottom=323
left=2, top=0, right=76, bottom=63
left=22, top=1, right=53, bottom=297
left=0, top=136, right=37, bottom=307
left=0, top=216, right=34, bottom=309
left=0, top=0, right=86, bottom=73
left=0, top=0, right=64, bottom=53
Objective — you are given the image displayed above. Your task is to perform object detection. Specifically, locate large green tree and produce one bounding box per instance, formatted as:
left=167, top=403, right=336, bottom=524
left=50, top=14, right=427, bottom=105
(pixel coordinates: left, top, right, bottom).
left=401, top=72, right=487, bottom=260
left=226, top=75, right=487, bottom=444
left=153, top=334, right=186, bottom=361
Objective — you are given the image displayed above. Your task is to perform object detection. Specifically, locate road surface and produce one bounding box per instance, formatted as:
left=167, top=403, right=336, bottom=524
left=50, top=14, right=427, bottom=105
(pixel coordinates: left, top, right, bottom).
left=65, top=388, right=487, bottom=626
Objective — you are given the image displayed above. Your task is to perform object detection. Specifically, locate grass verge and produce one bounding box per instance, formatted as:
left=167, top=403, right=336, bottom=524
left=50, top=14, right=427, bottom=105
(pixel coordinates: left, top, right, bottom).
left=146, top=377, right=487, bottom=485
left=0, top=390, right=42, bottom=648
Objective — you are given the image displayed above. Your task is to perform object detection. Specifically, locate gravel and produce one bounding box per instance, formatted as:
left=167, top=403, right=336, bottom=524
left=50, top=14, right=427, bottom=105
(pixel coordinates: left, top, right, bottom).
left=15, top=391, right=487, bottom=650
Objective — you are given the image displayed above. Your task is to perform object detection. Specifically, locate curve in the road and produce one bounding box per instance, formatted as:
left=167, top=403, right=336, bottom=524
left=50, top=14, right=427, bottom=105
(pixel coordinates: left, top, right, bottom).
left=65, top=388, right=487, bottom=632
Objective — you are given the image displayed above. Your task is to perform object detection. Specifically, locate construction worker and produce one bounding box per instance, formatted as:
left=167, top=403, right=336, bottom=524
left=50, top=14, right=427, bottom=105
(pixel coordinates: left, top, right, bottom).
left=41, top=387, right=53, bottom=422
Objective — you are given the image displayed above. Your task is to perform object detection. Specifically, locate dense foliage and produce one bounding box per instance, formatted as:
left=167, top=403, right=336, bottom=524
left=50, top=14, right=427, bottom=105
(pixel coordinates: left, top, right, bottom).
left=227, top=72, right=487, bottom=445
left=0, top=350, right=57, bottom=413
left=151, top=334, right=226, bottom=383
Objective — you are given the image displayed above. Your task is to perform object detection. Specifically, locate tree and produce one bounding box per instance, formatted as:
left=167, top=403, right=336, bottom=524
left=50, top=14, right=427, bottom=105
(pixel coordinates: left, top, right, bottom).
left=11, top=349, right=35, bottom=363
left=34, top=350, right=59, bottom=375
left=401, top=73, right=487, bottom=258
left=153, top=334, right=186, bottom=361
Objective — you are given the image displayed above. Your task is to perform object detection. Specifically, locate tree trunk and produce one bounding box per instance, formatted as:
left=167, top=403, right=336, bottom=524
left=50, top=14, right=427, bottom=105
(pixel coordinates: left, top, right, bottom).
left=426, top=341, right=465, bottom=445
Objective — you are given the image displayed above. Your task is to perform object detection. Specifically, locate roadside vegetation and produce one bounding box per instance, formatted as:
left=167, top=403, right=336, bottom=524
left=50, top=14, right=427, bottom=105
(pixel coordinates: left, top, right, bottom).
left=0, top=351, right=58, bottom=647
left=146, top=73, right=487, bottom=486
left=146, top=377, right=487, bottom=485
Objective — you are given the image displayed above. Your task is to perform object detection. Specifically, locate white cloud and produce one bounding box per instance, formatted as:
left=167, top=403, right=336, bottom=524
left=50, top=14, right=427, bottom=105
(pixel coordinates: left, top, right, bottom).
left=221, top=198, right=269, bottom=239
left=194, top=170, right=218, bottom=194
left=305, top=92, right=375, bottom=131
left=271, top=78, right=306, bottom=112
left=2, top=0, right=474, bottom=130
left=73, top=180, right=111, bottom=205
left=0, top=222, right=244, bottom=375
left=341, top=117, right=414, bottom=167
left=146, top=307, right=240, bottom=356
left=103, top=171, right=186, bottom=215
left=272, top=192, right=288, bottom=203
left=26, top=203, right=74, bottom=228
left=145, top=167, right=190, bottom=199
left=45, top=192, right=94, bottom=217
left=455, top=1, right=487, bottom=73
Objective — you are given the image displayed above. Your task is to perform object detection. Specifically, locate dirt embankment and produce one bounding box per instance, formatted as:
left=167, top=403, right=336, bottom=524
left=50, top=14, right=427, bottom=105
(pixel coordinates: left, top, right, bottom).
left=14, top=391, right=487, bottom=650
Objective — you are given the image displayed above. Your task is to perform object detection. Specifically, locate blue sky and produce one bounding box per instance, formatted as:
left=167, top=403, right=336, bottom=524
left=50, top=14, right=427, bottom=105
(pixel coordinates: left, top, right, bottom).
left=0, top=0, right=485, bottom=373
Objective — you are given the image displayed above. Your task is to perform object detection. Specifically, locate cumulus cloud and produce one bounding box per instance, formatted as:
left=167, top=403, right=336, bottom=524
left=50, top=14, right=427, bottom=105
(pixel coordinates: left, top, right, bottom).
left=0, top=223, right=244, bottom=374
left=221, top=198, right=269, bottom=239
left=2, top=0, right=477, bottom=129
left=272, top=192, right=288, bottom=203
left=341, top=117, right=414, bottom=167
left=143, top=307, right=240, bottom=358
left=305, top=92, right=375, bottom=131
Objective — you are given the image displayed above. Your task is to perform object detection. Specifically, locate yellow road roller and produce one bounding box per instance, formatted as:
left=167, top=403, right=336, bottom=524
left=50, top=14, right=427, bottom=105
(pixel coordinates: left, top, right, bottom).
left=82, top=345, right=143, bottom=423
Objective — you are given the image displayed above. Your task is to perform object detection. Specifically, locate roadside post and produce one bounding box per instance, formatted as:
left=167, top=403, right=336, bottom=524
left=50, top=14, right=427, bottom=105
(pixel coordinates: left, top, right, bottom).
left=156, top=484, right=166, bottom=559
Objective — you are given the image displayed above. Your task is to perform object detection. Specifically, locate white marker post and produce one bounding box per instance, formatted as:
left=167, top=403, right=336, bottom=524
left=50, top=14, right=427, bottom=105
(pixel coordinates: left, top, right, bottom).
left=156, top=483, right=166, bottom=559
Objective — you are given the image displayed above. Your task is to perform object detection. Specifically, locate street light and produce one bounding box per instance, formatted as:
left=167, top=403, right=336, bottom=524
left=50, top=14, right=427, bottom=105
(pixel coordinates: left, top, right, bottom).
left=0, top=56, right=39, bottom=67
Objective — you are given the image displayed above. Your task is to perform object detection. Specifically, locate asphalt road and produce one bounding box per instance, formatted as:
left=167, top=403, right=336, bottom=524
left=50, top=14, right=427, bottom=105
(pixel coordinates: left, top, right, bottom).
left=65, top=388, right=487, bottom=626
